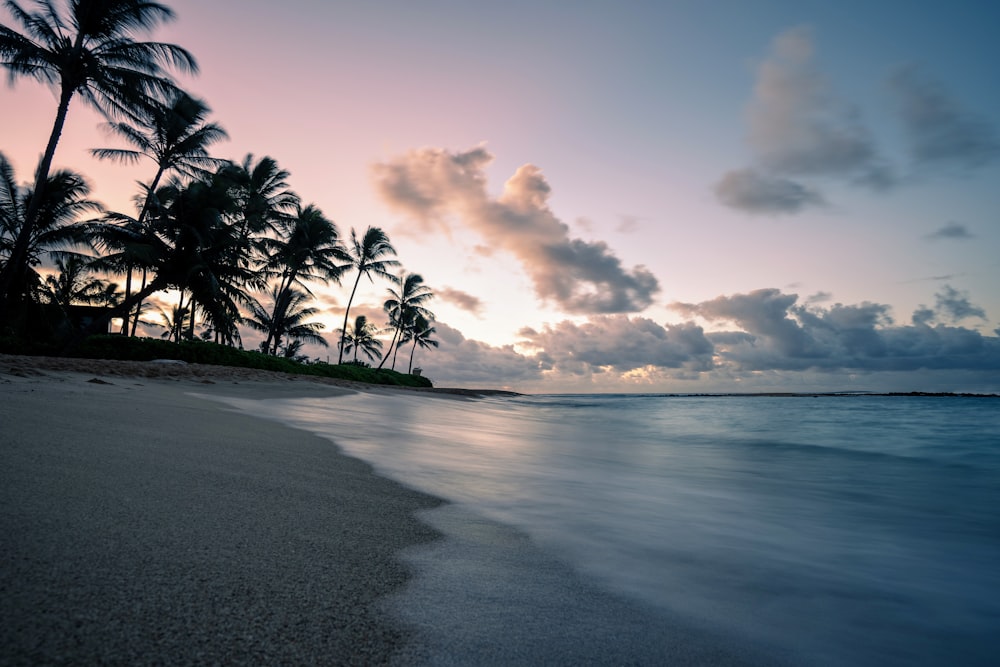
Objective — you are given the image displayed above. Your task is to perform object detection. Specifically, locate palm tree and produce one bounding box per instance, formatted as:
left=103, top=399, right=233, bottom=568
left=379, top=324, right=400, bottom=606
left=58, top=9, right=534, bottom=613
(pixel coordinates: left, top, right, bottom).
left=0, top=0, right=197, bottom=322
left=41, top=253, right=109, bottom=309
left=83, top=174, right=260, bottom=348
left=0, top=153, right=102, bottom=304
left=244, top=285, right=327, bottom=356
left=224, top=154, right=299, bottom=241
left=90, top=91, right=228, bottom=332
left=401, top=314, right=438, bottom=374
left=337, top=226, right=398, bottom=364
left=259, top=203, right=348, bottom=353
left=340, top=314, right=382, bottom=364
left=149, top=303, right=189, bottom=343
left=378, top=272, right=434, bottom=370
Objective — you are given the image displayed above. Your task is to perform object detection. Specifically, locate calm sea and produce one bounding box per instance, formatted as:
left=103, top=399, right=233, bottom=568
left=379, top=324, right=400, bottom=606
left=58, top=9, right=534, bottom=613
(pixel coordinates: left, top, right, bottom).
left=212, top=392, right=1000, bottom=665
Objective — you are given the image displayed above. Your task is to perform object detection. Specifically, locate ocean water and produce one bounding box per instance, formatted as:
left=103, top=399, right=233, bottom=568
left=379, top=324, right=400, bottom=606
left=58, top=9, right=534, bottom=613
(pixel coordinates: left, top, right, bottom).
left=212, top=392, right=1000, bottom=665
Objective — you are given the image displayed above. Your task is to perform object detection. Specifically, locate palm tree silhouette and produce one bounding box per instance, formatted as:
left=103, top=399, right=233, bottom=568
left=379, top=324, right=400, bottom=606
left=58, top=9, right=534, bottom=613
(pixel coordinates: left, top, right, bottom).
left=378, top=272, right=434, bottom=370
left=401, top=314, right=438, bottom=374
left=260, top=203, right=348, bottom=354
left=340, top=314, right=382, bottom=364
left=337, top=226, right=398, bottom=364
left=85, top=174, right=259, bottom=347
left=90, top=91, right=228, bottom=332
left=0, top=153, right=103, bottom=303
left=0, top=0, right=196, bottom=323
left=245, top=286, right=328, bottom=356
left=41, top=253, right=112, bottom=310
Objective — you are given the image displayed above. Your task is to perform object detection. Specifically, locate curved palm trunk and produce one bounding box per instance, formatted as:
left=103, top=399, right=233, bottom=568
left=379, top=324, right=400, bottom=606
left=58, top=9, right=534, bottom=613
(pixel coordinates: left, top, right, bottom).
left=0, top=82, right=75, bottom=323
left=377, top=325, right=401, bottom=370
left=408, top=337, right=419, bottom=373
left=130, top=268, right=149, bottom=337
left=338, top=271, right=363, bottom=364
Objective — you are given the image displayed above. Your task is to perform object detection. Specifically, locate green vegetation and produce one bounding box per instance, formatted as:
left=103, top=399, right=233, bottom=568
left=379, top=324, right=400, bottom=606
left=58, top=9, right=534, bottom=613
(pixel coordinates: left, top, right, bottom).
left=0, top=333, right=433, bottom=387
left=0, top=1, right=439, bottom=387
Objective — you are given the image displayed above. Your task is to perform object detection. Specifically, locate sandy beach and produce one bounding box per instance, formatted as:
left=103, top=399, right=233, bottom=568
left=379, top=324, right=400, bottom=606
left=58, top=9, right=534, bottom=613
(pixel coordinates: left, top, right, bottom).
left=0, top=355, right=446, bottom=664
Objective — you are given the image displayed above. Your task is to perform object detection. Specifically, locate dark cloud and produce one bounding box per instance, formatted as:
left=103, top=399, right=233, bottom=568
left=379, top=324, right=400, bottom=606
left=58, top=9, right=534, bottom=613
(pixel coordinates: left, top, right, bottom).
left=888, top=64, right=1000, bottom=171
left=933, top=285, right=987, bottom=323
left=373, top=146, right=659, bottom=314
left=436, top=287, right=485, bottom=316
left=672, top=288, right=999, bottom=372
left=714, top=168, right=824, bottom=214
left=925, top=221, right=974, bottom=241
left=518, top=316, right=714, bottom=375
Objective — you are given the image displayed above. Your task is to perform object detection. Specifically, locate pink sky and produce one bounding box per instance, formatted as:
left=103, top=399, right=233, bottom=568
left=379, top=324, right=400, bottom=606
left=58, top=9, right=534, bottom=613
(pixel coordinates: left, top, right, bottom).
left=3, top=1, right=999, bottom=392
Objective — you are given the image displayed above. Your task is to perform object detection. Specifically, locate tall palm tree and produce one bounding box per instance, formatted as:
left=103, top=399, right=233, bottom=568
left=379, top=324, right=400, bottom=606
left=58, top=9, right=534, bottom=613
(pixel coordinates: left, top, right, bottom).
left=259, top=203, right=348, bottom=353
left=401, top=314, right=438, bottom=374
left=378, top=272, right=434, bottom=370
left=90, top=91, right=228, bottom=332
left=340, top=314, right=382, bottom=364
left=0, top=0, right=197, bottom=322
left=337, top=226, right=398, bottom=364
left=244, top=285, right=327, bottom=356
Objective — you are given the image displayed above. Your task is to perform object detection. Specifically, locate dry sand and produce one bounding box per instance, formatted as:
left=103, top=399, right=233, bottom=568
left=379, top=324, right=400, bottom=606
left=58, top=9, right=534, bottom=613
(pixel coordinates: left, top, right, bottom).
left=0, top=355, right=447, bottom=664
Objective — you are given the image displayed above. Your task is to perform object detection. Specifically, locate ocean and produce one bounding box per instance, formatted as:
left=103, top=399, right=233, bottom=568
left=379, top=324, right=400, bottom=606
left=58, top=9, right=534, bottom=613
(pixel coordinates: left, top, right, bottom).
left=212, top=391, right=1000, bottom=665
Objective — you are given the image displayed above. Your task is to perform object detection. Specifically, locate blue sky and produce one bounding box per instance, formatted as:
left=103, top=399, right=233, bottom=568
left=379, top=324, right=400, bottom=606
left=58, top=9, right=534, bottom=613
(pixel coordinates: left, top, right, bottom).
left=3, top=0, right=998, bottom=391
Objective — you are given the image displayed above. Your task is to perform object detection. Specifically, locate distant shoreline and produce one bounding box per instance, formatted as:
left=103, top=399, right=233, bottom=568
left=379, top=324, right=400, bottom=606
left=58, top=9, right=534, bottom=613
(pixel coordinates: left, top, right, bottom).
left=2, top=353, right=994, bottom=398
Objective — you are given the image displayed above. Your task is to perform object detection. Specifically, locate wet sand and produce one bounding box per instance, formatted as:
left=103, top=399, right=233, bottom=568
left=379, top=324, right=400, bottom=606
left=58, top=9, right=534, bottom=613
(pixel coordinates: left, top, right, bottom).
left=0, top=356, right=445, bottom=664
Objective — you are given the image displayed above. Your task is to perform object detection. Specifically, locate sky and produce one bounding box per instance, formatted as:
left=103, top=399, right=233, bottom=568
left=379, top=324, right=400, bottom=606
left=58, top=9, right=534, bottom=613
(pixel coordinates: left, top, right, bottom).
left=2, top=0, right=999, bottom=392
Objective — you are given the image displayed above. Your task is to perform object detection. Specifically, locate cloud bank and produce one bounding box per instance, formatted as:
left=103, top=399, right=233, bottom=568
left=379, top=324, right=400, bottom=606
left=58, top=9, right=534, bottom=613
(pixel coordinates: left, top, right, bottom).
left=373, top=146, right=660, bottom=314
left=421, top=286, right=999, bottom=392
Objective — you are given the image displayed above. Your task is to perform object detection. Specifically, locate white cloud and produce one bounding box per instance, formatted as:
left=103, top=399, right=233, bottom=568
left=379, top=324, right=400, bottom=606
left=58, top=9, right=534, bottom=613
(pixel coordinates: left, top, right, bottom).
left=373, top=146, right=660, bottom=314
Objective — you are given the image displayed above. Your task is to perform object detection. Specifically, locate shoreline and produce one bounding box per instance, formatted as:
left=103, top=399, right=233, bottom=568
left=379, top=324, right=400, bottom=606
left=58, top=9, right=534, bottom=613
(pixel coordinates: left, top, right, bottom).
left=0, top=360, right=447, bottom=664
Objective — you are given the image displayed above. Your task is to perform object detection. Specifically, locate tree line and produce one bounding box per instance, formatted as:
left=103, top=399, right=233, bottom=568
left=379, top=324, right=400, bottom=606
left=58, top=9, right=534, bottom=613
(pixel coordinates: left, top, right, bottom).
left=0, top=0, right=438, bottom=373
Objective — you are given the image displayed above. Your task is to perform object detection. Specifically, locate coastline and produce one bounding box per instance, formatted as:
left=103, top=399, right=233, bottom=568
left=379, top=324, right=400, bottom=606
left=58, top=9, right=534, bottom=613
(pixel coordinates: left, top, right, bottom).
left=0, top=358, right=446, bottom=664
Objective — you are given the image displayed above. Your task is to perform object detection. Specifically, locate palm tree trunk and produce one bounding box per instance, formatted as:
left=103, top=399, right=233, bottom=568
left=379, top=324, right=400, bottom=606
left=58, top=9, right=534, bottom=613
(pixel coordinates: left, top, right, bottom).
left=119, top=268, right=134, bottom=334
left=409, top=337, right=418, bottom=373
left=338, top=271, right=363, bottom=364
left=121, top=166, right=165, bottom=335
left=377, top=326, right=400, bottom=370
left=0, top=82, right=75, bottom=324
left=130, top=268, right=149, bottom=337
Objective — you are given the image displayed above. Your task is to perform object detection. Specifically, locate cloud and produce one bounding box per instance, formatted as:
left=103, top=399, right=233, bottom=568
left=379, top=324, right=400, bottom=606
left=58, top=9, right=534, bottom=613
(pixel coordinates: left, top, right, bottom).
left=616, top=215, right=643, bottom=233
left=412, top=289, right=998, bottom=391
left=933, top=285, right=987, bottom=323
left=716, top=26, right=896, bottom=215
left=421, top=322, right=542, bottom=386
left=518, top=316, right=714, bottom=375
left=747, top=27, right=888, bottom=183
left=437, top=287, right=485, bottom=316
left=888, top=64, right=1000, bottom=171
left=714, top=168, right=824, bottom=214
left=671, top=288, right=999, bottom=373
left=374, top=146, right=660, bottom=314
left=925, top=221, right=973, bottom=241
